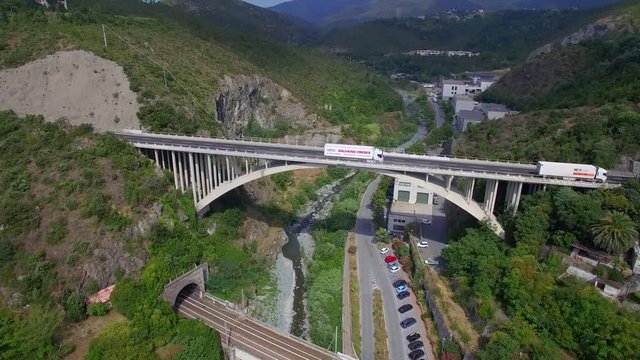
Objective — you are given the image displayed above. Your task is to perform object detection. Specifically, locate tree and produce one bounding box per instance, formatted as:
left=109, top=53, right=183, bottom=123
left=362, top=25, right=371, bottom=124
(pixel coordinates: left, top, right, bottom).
left=64, top=291, right=86, bottom=322
left=591, top=211, right=638, bottom=255
left=375, top=227, right=391, bottom=243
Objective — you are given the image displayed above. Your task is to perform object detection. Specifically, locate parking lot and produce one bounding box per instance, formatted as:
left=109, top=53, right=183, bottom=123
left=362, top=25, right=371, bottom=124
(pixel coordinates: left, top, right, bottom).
left=417, top=197, right=449, bottom=268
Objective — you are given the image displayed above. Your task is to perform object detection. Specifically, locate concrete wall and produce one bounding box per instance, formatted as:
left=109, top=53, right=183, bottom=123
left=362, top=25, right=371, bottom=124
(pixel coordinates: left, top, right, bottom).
left=392, top=179, right=433, bottom=204
left=161, top=263, right=210, bottom=306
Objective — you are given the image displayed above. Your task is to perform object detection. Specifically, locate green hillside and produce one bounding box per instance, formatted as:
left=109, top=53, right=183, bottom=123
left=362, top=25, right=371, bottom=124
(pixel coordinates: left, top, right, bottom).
left=320, top=8, right=604, bottom=79
left=0, top=0, right=404, bottom=144
left=480, top=1, right=640, bottom=109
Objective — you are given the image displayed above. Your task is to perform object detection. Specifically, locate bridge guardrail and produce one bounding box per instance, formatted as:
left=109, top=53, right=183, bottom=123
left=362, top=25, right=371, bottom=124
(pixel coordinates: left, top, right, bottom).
left=125, top=139, right=620, bottom=188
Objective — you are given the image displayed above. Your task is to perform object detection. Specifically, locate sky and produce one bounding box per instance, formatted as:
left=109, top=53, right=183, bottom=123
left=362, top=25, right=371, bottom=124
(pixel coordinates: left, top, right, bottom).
left=243, top=0, right=289, bottom=7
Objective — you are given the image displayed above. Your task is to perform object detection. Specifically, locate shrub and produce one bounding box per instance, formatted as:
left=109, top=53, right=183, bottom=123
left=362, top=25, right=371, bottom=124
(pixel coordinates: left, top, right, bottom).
left=87, top=302, right=110, bottom=316
left=64, top=291, right=86, bottom=322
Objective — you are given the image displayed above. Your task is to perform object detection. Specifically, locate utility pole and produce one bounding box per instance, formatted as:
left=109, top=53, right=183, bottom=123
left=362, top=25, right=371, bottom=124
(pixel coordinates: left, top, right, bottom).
left=102, top=24, right=108, bottom=48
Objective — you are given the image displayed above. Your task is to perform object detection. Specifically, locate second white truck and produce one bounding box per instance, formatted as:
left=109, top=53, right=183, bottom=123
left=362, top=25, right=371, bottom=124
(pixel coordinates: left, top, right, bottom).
left=537, top=161, right=607, bottom=182
left=324, top=143, right=384, bottom=163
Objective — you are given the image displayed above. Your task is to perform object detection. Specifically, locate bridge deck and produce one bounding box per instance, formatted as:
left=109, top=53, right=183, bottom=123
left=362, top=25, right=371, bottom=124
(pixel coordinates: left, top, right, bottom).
left=177, top=292, right=337, bottom=360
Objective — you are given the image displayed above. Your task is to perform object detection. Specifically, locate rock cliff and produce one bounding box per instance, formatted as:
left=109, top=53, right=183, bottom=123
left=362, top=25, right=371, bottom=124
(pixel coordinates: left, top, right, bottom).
left=214, top=74, right=320, bottom=139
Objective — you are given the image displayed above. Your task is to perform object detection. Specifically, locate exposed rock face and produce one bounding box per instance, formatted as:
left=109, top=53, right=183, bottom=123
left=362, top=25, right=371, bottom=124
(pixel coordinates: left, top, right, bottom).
left=528, top=15, right=637, bottom=60
left=83, top=241, right=147, bottom=289
left=215, top=75, right=319, bottom=139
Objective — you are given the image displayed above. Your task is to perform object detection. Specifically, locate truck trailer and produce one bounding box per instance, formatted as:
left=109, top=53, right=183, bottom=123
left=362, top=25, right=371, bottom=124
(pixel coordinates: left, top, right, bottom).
left=536, top=161, right=607, bottom=182
left=324, top=143, right=384, bottom=163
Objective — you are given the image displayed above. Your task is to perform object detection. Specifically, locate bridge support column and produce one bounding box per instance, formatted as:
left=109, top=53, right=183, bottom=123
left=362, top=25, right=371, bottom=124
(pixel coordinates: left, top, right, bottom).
left=213, top=156, right=219, bottom=187
left=199, top=154, right=206, bottom=199
left=445, top=175, right=454, bottom=191
left=483, top=179, right=499, bottom=214
left=171, top=151, right=178, bottom=189
left=225, top=157, right=231, bottom=182
left=504, top=181, right=523, bottom=215
left=195, top=154, right=203, bottom=200
left=207, top=155, right=213, bottom=193
left=464, top=178, right=475, bottom=203
left=154, top=149, right=160, bottom=168
left=177, top=152, right=184, bottom=192
left=189, top=153, right=197, bottom=204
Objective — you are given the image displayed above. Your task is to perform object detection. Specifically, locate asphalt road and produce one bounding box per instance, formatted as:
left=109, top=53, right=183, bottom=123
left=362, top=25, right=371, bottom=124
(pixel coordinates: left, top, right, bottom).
left=430, top=98, right=445, bottom=129
left=176, top=291, right=336, bottom=360
left=118, top=132, right=630, bottom=185
left=417, top=198, right=449, bottom=264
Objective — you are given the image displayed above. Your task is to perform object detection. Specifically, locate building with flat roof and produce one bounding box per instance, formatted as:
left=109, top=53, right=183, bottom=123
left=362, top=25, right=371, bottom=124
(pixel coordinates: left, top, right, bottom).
left=481, top=103, right=510, bottom=119
left=455, top=110, right=485, bottom=132
left=387, top=179, right=435, bottom=234
left=441, top=79, right=481, bottom=100
left=454, top=94, right=475, bottom=114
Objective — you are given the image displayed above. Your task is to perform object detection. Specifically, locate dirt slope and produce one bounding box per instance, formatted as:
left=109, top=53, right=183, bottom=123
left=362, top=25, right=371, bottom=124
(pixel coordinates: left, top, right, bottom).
left=0, top=50, right=140, bottom=132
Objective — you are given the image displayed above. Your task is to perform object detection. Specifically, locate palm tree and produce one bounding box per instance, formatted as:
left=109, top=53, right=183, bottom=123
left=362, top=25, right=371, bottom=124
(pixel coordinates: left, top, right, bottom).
left=591, top=211, right=638, bottom=255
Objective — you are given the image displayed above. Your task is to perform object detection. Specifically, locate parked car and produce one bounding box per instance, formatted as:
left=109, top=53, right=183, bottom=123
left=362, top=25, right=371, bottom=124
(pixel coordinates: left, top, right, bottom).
left=398, top=304, right=413, bottom=313
left=397, top=291, right=410, bottom=300
left=379, top=247, right=389, bottom=255
left=406, top=332, right=420, bottom=342
left=408, top=349, right=425, bottom=360
left=385, top=255, right=398, bottom=263
left=395, top=284, right=408, bottom=293
left=400, top=317, right=417, bottom=328
left=417, top=241, right=429, bottom=248
left=425, top=258, right=439, bottom=265
left=408, top=340, right=424, bottom=350
left=388, top=263, right=400, bottom=273
left=393, top=279, right=407, bottom=288
left=421, top=219, right=432, bottom=225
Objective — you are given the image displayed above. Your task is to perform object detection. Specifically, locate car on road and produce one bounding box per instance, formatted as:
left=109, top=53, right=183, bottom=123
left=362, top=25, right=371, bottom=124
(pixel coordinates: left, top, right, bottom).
left=406, top=332, right=420, bottom=342
left=379, top=247, right=389, bottom=255
left=408, top=349, right=425, bottom=359
left=398, top=304, right=413, bottom=313
left=387, top=263, right=400, bottom=273
left=385, top=255, right=398, bottom=263
left=408, top=340, right=424, bottom=350
left=393, top=279, right=407, bottom=288
left=425, top=258, right=439, bottom=265
left=397, top=290, right=410, bottom=300
left=421, top=219, right=432, bottom=225
left=400, top=317, right=417, bottom=328
left=395, top=284, right=408, bottom=293
left=417, top=241, right=429, bottom=248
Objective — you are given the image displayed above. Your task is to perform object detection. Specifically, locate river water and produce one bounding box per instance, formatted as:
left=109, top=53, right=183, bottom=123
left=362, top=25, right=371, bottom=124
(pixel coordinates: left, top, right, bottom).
left=269, top=174, right=352, bottom=338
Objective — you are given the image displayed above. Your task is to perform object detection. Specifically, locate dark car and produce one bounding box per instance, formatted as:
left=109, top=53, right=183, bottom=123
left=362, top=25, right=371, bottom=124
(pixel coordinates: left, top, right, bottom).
left=406, top=332, right=420, bottom=342
left=397, top=290, right=410, bottom=300
left=408, top=349, right=425, bottom=360
left=393, top=279, right=407, bottom=288
left=398, top=304, right=413, bottom=313
left=400, top=317, right=417, bottom=328
left=408, top=340, right=424, bottom=350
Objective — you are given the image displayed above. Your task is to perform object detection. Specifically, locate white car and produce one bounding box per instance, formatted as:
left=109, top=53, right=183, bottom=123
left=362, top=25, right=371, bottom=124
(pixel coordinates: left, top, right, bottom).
left=421, top=219, right=432, bottom=225
left=425, top=258, right=439, bottom=265
left=380, top=247, right=390, bottom=255
left=417, top=241, right=429, bottom=248
left=388, top=264, right=400, bottom=273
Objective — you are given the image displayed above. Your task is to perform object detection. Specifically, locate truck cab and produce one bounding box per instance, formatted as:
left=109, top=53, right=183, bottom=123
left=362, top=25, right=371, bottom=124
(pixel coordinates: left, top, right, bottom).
left=373, top=148, right=384, bottom=162
left=596, top=167, right=608, bottom=182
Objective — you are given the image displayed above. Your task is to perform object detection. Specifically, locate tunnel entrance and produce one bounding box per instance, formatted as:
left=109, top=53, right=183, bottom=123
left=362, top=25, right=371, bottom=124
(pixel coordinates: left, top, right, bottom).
left=174, top=283, right=200, bottom=309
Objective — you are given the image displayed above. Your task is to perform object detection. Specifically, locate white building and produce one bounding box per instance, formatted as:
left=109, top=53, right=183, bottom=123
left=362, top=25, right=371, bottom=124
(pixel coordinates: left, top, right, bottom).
left=467, top=72, right=497, bottom=91
left=442, top=80, right=481, bottom=100
left=387, top=179, right=434, bottom=234
left=453, top=94, right=475, bottom=114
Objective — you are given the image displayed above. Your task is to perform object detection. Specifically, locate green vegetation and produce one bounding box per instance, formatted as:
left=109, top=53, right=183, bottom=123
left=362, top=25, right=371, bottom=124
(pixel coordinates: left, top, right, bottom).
left=321, top=9, right=603, bottom=79
left=442, top=183, right=640, bottom=359
left=1, top=1, right=404, bottom=142
left=307, top=173, right=373, bottom=349
left=456, top=105, right=640, bottom=169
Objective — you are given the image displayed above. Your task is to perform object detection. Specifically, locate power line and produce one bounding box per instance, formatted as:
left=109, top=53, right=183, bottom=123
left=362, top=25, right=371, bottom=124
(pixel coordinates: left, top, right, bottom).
left=101, top=24, right=215, bottom=119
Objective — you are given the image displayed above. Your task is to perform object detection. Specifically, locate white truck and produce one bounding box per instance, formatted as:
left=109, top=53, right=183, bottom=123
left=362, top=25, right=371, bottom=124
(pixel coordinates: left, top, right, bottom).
left=536, top=161, right=607, bottom=182
left=324, top=143, right=384, bottom=163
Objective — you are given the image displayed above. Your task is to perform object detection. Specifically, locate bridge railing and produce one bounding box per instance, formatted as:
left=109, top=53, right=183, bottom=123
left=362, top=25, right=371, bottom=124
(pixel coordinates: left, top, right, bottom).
left=120, top=129, right=540, bottom=167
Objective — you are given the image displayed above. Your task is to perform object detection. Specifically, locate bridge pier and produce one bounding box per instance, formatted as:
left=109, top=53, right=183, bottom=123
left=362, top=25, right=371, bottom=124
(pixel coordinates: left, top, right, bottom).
left=464, top=178, right=475, bottom=203
left=504, top=181, right=523, bottom=215
left=483, top=179, right=499, bottom=214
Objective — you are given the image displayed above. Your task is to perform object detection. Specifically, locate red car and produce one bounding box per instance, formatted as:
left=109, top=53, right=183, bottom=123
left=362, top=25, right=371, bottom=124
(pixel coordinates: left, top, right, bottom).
left=385, top=255, right=398, bottom=263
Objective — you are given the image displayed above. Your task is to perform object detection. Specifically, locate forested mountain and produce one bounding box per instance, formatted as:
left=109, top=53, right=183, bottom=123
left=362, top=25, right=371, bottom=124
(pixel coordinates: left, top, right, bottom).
left=271, top=0, right=624, bottom=28
left=320, top=8, right=605, bottom=79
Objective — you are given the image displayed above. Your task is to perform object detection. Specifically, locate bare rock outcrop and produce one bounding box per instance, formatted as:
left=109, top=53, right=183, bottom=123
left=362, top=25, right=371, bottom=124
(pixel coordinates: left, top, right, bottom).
left=528, top=14, right=637, bottom=60
left=215, top=74, right=319, bottom=139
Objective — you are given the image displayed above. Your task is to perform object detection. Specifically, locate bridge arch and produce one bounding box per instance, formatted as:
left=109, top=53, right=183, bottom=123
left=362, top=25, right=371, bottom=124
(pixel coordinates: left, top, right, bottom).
left=195, top=163, right=504, bottom=238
